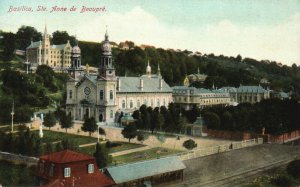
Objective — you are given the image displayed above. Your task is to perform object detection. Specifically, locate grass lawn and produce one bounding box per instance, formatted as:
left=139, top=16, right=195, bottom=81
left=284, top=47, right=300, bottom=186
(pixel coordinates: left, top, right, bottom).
left=78, top=141, right=146, bottom=155
left=0, top=160, right=35, bottom=186
left=31, top=130, right=98, bottom=145
left=111, top=147, right=183, bottom=165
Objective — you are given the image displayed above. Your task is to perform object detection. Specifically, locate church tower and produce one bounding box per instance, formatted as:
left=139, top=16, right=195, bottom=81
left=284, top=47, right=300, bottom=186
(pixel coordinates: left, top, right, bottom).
left=41, top=24, right=50, bottom=65
left=68, top=37, right=83, bottom=80
left=97, top=28, right=117, bottom=123
left=98, top=29, right=115, bottom=80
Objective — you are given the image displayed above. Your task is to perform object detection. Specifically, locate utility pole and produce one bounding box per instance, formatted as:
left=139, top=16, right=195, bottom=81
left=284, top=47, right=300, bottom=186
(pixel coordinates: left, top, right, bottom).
left=11, top=100, right=14, bottom=132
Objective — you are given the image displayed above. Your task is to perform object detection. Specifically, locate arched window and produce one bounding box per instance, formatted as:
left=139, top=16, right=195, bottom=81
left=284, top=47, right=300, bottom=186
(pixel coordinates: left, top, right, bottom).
left=100, top=90, right=104, bottom=100
left=130, top=100, right=134, bottom=109
left=122, top=100, right=126, bottom=109
left=137, top=100, right=141, bottom=108
left=69, top=90, right=72, bottom=99
left=151, top=99, right=154, bottom=108
left=110, top=110, right=113, bottom=118
left=163, top=98, right=166, bottom=106
left=157, top=99, right=160, bottom=107
left=110, top=90, right=113, bottom=100
left=144, top=99, right=147, bottom=105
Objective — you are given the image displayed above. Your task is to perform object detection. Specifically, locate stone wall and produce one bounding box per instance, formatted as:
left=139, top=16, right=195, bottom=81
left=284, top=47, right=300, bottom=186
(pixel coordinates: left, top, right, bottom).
left=262, top=130, right=300, bottom=143
left=206, top=129, right=255, bottom=140
left=0, top=151, right=38, bottom=166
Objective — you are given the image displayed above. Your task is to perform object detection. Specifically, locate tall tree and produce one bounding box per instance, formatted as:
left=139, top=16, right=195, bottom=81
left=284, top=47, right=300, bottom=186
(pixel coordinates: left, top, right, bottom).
left=16, top=25, right=41, bottom=50
left=94, top=143, right=110, bottom=168
left=59, top=113, right=73, bottom=133
left=81, top=117, right=97, bottom=136
left=2, top=32, right=16, bottom=61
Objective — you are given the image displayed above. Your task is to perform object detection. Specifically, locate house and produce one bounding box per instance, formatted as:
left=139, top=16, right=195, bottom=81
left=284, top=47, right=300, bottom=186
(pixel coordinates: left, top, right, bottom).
left=104, top=156, right=186, bottom=187
left=35, top=150, right=115, bottom=187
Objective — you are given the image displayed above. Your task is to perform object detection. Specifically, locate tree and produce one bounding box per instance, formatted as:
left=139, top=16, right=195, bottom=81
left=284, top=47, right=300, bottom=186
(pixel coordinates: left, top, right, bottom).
left=94, top=143, right=110, bottom=168
left=203, top=112, right=220, bottom=129
left=43, top=112, right=56, bottom=130
left=16, top=25, right=41, bottom=50
left=2, top=32, right=16, bottom=61
left=81, top=117, right=97, bottom=136
left=121, top=124, right=137, bottom=142
left=36, top=65, right=56, bottom=90
left=183, top=139, right=197, bottom=150
left=52, top=31, right=76, bottom=46
left=59, top=113, right=73, bottom=133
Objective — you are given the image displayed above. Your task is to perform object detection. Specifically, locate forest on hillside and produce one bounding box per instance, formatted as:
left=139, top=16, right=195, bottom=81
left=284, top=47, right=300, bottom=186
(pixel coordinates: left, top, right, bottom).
left=1, top=25, right=300, bottom=95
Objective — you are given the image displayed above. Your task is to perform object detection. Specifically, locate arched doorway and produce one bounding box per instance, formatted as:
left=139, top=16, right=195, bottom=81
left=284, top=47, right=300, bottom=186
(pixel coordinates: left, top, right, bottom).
left=85, top=108, right=89, bottom=119
left=99, top=113, right=103, bottom=122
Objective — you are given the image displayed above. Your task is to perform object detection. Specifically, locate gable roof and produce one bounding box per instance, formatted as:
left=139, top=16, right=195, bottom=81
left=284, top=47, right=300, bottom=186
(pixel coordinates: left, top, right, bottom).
left=40, top=150, right=94, bottom=163
left=52, top=44, right=67, bottom=50
left=118, top=76, right=172, bottom=93
left=105, top=156, right=185, bottom=184
left=27, top=41, right=41, bottom=49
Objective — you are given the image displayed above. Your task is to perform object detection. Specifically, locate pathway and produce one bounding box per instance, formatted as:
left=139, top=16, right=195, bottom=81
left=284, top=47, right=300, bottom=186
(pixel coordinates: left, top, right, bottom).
left=109, top=145, right=152, bottom=157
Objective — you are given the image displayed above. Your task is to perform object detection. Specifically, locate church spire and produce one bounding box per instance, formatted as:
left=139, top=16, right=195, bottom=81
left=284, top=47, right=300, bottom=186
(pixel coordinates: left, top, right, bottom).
left=105, top=25, right=109, bottom=41
left=146, top=60, right=151, bottom=77
left=44, top=24, right=48, bottom=36
left=157, top=63, right=161, bottom=76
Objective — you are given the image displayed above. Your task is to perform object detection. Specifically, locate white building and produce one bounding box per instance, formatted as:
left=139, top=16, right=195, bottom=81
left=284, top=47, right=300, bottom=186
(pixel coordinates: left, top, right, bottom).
left=66, top=31, right=172, bottom=124
left=26, top=25, right=72, bottom=71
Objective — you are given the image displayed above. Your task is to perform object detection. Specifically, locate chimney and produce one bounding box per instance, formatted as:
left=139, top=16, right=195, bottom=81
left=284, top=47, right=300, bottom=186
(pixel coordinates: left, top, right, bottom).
left=117, top=77, right=121, bottom=91
left=140, top=79, right=144, bottom=91
left=159, top=79, right=163, bottom=90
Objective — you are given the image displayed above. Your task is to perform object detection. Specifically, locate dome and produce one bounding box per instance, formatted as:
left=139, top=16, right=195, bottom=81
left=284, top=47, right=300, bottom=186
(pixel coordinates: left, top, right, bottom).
left=102, top=41, right=111, bottom=53
left=72, top=45, right=81, bottom=54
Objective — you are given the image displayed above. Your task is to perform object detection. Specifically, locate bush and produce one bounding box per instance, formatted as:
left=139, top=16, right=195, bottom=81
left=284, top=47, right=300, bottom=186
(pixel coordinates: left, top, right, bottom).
left=287, top=159, right=300, bottom=179
left=183, top=139, right=197, bottom=150
left=105, top=141, right=121, bottom=148
left=270, top=174, right=294, bottom=187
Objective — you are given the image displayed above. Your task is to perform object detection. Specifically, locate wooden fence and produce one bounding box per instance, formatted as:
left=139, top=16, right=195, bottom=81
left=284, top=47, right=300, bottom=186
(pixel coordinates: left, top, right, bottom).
left=178, top=138, right=263, bottom=160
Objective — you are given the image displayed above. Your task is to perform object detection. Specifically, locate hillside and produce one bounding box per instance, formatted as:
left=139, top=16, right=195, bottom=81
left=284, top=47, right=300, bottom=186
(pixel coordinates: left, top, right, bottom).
left=1, top=26, right=300, bottom=97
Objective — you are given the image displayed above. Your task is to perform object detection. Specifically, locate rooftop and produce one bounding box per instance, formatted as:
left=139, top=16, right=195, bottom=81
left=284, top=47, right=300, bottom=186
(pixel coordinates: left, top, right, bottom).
left=105, top=156, right=186, bottom=184
left=40, top=150, right=94, bottom=164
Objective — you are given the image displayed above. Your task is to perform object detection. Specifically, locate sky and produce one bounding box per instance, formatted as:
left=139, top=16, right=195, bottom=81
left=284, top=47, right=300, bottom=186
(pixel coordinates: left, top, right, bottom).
left=0, top=0, right=299, bottom=66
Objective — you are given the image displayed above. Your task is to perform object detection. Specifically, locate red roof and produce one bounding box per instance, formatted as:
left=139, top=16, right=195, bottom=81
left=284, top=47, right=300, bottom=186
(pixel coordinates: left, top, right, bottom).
left=44, top=172, right=114, bottom=187
left=40, top=150, right=95, bottom=163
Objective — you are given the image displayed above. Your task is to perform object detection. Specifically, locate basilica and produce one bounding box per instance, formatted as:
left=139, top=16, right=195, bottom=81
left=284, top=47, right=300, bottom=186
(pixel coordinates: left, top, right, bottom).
left=66, top=31, right=173, bottom=124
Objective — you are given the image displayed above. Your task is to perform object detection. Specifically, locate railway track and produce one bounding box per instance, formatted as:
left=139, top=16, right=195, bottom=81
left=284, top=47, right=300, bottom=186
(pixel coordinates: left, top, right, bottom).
left=169, top=156, right=299, bottom=187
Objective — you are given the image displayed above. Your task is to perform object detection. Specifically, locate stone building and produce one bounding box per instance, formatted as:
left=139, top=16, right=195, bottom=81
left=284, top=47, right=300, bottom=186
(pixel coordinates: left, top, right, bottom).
left=172, top=86, right=231, bottom=110
left=220, top=85, right=270, bottom=104
left=66, top=31, right=172, bottom=124
left=26, top=25, right=72, bottom=71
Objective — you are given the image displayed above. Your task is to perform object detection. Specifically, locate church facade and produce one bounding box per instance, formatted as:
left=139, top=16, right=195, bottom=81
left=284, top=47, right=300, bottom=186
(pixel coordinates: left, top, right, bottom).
left=26, top=25, right=72, bottom=71
left=66, top=31, right=173, bottom=124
